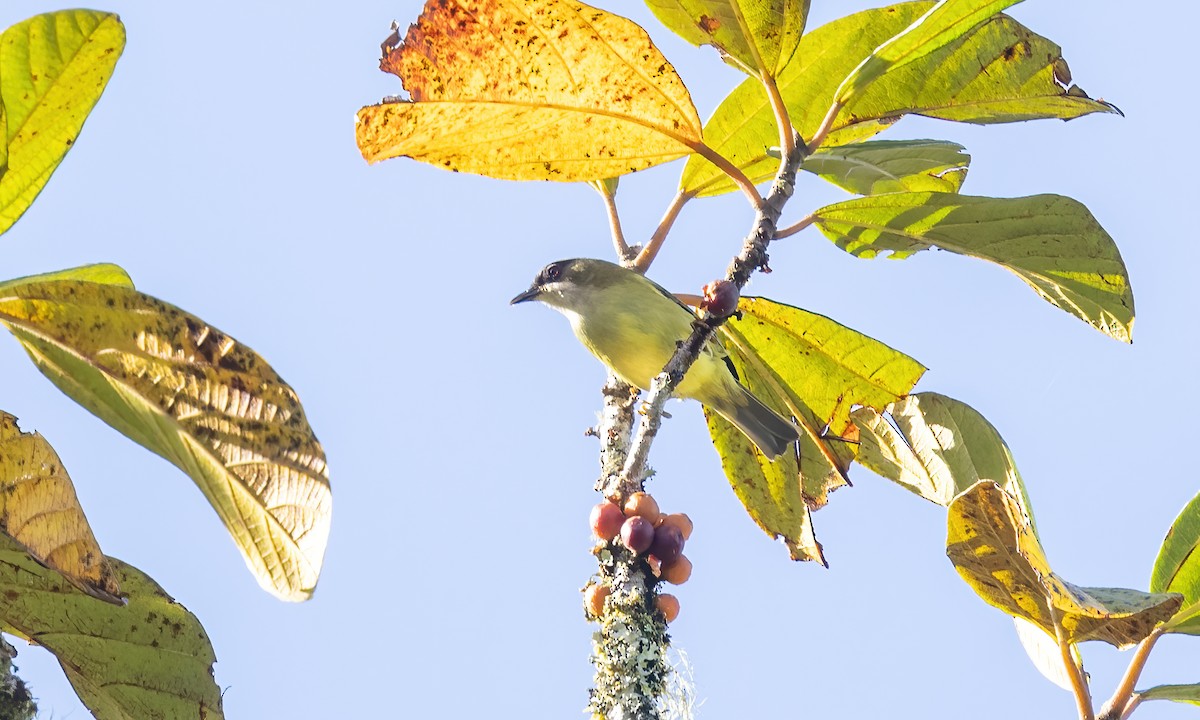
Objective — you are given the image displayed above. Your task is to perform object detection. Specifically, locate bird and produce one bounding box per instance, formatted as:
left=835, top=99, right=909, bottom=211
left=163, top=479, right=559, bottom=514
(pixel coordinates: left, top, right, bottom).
left=511, top=258, right=798, bottom=458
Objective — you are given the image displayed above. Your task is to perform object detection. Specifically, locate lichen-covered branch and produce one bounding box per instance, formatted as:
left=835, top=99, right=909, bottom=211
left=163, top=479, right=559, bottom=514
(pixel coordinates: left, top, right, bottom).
left=0, top=638, right=35, bottom=720
left=587, top=133, right=807, bottom=719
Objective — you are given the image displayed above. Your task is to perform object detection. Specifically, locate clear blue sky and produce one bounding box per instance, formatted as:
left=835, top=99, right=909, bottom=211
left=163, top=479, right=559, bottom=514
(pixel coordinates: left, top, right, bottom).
left=2, top=1, right=1196, bottom=718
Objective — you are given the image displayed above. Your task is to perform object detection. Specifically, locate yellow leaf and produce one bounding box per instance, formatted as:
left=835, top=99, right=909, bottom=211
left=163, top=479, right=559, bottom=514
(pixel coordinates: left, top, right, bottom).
left=0, top=412, right=118, bottom=602
left=356, top=0, right=701, bottom=181
left=0, top=280, right=331, bottom=601
left=948, top=481, right=1181, bottom=647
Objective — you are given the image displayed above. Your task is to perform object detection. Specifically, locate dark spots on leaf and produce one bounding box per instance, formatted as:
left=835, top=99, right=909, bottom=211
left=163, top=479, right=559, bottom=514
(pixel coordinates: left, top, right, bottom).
left=697, top=16, right=720, bottom=34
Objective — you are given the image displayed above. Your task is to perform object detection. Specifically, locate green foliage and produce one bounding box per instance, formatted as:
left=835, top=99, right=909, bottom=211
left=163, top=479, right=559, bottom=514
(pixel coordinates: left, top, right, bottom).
left=0, top=11, right=123, bottom=236
left=803, top=139, right=969, bottom=195
left=644, top=0, right=810, bottom=76
left=812, top=192, right=1133, bottom=342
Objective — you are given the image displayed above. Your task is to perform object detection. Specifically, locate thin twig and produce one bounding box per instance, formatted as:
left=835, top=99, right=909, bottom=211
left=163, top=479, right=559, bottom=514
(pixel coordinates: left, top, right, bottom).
left=620, top=130, right=806, bottom=486
left=686, top=140, right=765, bottom=212
left=1097, top=628, right=1163, bottom=720
left=592, top=182, right=634, bottom=264
left=633, top=190, right=691, bottom=273
left=806, top=99, right=846, bottom=156
left=776, top=212, right=815, bottom=240
left=1119, top=694, right=1142, bottom=720
left=760, top=71, right=795, bottom=161
left=1053, top=609, right=1094, bottom=720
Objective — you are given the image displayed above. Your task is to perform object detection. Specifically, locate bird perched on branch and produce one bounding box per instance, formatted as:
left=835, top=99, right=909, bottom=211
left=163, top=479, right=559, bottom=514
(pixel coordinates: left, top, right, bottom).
left=511, top=258, right=798, bottom=458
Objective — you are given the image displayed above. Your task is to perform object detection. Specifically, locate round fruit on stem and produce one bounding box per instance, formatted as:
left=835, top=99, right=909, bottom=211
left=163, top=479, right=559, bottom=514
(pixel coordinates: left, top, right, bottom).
left=661, top=555, right=692, bottom=585
left=584, top=583, right=611, bottom=618
left=623, top=492, right=661, bottom=525
left=656, top=594, right=680, bottom=623
left=620, top=516, right=655, bottom=554
left=590, top=500, right=625, bottom=541
left=649, top=524, right=685, bottom=565
left=660, top=513, right=693, bottom=541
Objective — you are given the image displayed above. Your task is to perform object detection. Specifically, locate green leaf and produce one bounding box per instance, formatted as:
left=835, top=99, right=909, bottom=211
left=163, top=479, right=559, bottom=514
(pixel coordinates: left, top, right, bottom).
left=1138, top=684, right=1200, bottom=707
left=1151, top=490, right=1200, bottom=633
left=0, top=544, right=223, bottom=720
left=0, top=11, right=125, bottom=237
left=644, top=0, right=809, bottom=76
left=0, top=279, right=332, bottom=602
left=812, top=192, right=1133, bottom=342
left=803, top=139, right=969, bottom=195
left=851, top=392, right=1032, bottom=516
left=704, top=408, right=824, bottom=564
left=682, top=4, right=1114, bottom=197
left=0, top=262, right=133, bottom=291
left=0, top=411, right=119, bottom=602
left=716, top=297, right=925, bottom=509
left=947, top=481, right=1182, bottom=647
left=836, top=0, right=1024, bottom=104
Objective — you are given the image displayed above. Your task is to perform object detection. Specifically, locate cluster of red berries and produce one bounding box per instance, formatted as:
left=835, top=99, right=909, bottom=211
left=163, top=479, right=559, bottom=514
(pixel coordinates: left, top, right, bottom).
left=586, top=492, right=693, bottom=623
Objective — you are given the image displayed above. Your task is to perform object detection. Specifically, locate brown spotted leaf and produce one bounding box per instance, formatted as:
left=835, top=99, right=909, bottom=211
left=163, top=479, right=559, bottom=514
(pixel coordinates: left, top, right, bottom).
left=0, top=412, right=118, bottom=602
left=356, top=0, right=702, bottom=181
left=948, top=481, right=1181, bottom=647
left=0, top=278, right=331, bottom=601
left=644, top=0, right=810, bottom=76
left=0, top=546, right=223, bottom=719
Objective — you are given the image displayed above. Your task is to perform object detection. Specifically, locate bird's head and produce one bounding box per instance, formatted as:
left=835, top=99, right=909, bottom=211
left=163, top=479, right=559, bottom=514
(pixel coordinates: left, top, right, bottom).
left=510, top=258, right=624, bottom=311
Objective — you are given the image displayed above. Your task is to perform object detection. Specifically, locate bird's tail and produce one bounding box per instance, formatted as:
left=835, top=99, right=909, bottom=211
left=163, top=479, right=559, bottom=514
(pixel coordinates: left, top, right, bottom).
left=711, top=386, right=799, bottom=460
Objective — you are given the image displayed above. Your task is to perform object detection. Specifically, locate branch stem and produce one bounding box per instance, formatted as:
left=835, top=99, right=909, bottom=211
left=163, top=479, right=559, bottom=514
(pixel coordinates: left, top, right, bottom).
left=776, top=213, right=815, bottom=240
left=633, top=190, right=691, bottom=273
left=687, top=140, right=764, bottom=212
left=1097, top=629, right=1162, bottom=720
left=592, top=182, right=634, bottom=264
left=1053, top=610, right=1094, bottom=720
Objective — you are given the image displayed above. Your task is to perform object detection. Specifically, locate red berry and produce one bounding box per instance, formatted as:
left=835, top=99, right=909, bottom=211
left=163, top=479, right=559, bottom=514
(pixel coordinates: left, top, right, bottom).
left=590, top=500, right=624, bottom=541
left=620, top=516, right=655, bottom=554
left=660, top=513, right=693, bottom=541
left=700, top=280, right=739, bottom=317
left=584, top=583, right=611, bottom=617
left=661, top=555, right=692, bottom=585
left=649, top=524, right=685, bottom=565
left=623, top=492, right=661, bottom=525
left=656, top=594, right=680, bottom=623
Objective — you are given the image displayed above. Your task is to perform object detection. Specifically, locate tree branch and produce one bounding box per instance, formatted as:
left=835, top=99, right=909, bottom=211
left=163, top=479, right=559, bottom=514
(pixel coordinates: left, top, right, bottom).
left=591, top=181, right=635, bottom=264
left=632, top=190, right=691, bottom=273
left=1053, top=609, right=1094, bottom=720
left=622, top=130, right=805, bottom=486
left=1097, top=628, right=1162, bottom=720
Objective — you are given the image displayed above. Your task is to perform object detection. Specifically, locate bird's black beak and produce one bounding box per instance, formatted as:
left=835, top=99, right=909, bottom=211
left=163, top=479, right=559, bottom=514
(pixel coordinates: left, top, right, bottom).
left=510, top=285, right=541, bottom=305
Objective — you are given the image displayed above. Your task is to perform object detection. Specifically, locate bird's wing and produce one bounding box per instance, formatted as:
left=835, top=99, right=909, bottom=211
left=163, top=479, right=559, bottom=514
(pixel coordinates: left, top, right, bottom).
left=643, top=273, right=741, bottom=381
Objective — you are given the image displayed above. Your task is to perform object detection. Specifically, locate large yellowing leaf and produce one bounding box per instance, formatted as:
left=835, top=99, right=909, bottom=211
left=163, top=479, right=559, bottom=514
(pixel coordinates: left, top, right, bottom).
left=644, top=0, right=809, bottom=76
left=356, top=0, right=701, bottom=181
left=851, top=392, right=1031, bottom=513
left=812, top=192, right=1133, bottom=342
left=0, top=545, right=223, bottom=720
left=0, top=279, right=331, bottom=601
left=803, top=139, right=969, bottom=195
left=836, top=0, right=1024, bottom=104
left=0, top=11, right=124, bottom=236
left=704, top=409, right=823, bottom=564
left=1151, top=490, right=1200, bottom=634
left=708, top=298, right=923, bottom=536
left=683, top=5, right=1114, bottom=197
left=948, top=481, right=1182, bottom=647
left=0, top=412, right=118, bottom=602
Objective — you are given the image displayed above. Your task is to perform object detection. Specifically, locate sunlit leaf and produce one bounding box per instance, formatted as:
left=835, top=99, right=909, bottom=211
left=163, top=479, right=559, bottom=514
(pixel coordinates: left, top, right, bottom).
left=1151, top=490, right=1200, bottom=634
left=1013, top=616, right=1080, bottom=692
left=0, top=11, right=124, bottom=236
left=1138, top=684, right=1200, bottom=707
left=356, top=0, right=701, bottom=182
left=803, top=139, right=968, bottom=195
left=812, top=192, right=1133, bottom=342
left=704, top=409, right=824, bottom=564
left=948, top=481, right=1181, bottom=647
left=683, top=4, right=1114, bottom=197
left=836, top=0, right=1024, bottom=104
left=644, top=0, right=809, bottom=76
left=851, top=393, right=1031, bottom=515
left=0, top=544, right=223, bottom=720
left=0, top=262, right=132, bottom=291
left=717, top=298, right=924, bottom=509
left=0, top=412, right=118, bottom=602
left=0, top=280, right=332, bottom=602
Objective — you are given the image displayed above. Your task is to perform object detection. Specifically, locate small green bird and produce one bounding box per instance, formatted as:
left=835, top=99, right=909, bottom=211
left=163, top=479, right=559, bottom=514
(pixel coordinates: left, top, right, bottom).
left=511, top=258, right=799, bottom=458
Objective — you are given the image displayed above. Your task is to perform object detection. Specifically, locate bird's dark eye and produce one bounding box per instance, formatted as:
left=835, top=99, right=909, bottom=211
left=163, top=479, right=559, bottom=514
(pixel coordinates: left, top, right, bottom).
left=545, top=263, right=563, bottom=282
